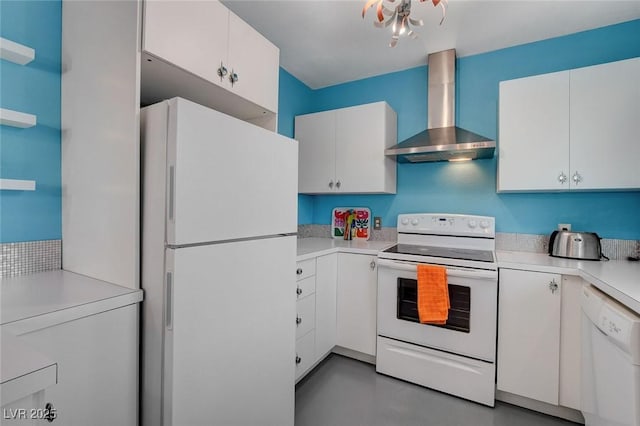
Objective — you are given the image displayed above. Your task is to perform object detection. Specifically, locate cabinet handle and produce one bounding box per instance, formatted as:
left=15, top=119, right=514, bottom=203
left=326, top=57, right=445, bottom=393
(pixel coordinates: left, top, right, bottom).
left=572, top=171, right=582, bottom=185
left=229, top=69, right=239, bottom=86
left=557, top=172, right=567, bottom=184
left=296, top=316, right=302, bottom=325
left=296, top=268, right=303, bottom=275
left=295, top=355, right=302, bottom=365
left=328, top=180, right=334, bottom=189
left=549, top=279, right=559, bottom=294
left=166, top=272, right=173, bottom=330
left=336, top=180, right=341, bottom=189
left=296, top=287, right=302, bottom=296
left=370, top=260, right=376, bottom=270
left=217, top=62, right=228, bottom=81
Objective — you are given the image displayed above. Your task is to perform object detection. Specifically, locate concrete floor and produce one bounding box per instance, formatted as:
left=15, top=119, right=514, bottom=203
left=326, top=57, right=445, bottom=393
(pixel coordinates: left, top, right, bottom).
left=295, top=354, right=579, bottom=426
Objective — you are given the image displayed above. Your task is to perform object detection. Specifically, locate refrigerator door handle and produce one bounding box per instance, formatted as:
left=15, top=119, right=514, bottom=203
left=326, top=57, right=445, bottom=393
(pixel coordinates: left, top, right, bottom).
left=166, top=272, right=173, bottom=330
left=168, top=165, right=175, bottom=221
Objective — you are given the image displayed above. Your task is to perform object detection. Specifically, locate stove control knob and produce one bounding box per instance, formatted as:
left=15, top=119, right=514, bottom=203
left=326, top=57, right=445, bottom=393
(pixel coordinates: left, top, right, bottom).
left=480, top=220, right=490, bottom=229
left=411, top=218, right=419, bottom=226
left=468, top=220, right=477, bottom=229
left=401, top=217, right=409, bottom=225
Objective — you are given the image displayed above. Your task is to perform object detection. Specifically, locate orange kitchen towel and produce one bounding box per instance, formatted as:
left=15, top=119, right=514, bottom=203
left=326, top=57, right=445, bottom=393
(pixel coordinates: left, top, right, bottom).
left=417, top=264, right=450, bottom=324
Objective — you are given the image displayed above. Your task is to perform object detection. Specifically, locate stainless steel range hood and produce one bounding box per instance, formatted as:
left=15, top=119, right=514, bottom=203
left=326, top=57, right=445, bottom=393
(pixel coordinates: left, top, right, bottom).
left=385, top=49, right=495, bottom=163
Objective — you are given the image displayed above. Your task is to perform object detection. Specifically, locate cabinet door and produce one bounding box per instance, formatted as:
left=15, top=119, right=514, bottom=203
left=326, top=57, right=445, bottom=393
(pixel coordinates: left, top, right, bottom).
left=295, top=111, right=336, bottom=194
left=335, top=102, right=396, bottom=193
left=143, top=0, right=229, bottom=85
left=559, top=275, right=583, bottom=410
left=570, top=58, right=640, bottom=190
left=497, top=269, right=561, bottom=405
left=316, top=253, right=338, bottom=359
left=17, top=305, right=138, bottom=426
left=227, top=11, right=279, bottom=114
left=336, top=253, right=378, bottom=356
left=498, top=71, right=570, bottom=191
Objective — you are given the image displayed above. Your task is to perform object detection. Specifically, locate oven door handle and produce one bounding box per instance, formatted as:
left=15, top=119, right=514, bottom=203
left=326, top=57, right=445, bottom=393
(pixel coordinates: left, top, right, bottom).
left=377, top=258, right=497, bottom=280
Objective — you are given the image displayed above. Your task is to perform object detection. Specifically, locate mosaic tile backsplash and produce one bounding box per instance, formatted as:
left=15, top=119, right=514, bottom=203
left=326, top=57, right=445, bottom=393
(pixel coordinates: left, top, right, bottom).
left=0, top=240, right=61, bottom=278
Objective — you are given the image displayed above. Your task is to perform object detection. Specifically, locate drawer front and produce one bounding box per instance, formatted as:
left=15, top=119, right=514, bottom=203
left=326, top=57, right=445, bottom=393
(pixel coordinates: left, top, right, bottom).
left=295, top=330, right=315, bottom=380
left=296, top=294, right=316, bottom=340
left=296, top=276, right=316, bottom=300
left=296, top=259, right=316, bottom=281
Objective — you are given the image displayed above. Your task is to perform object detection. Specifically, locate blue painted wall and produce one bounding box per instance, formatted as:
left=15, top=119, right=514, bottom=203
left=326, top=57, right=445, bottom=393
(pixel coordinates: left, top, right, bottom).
left=277, top=67, right=316, bottom=224
left=280, top=19, right=640, bottom=239
left=0, top=1, right=61, bottom=243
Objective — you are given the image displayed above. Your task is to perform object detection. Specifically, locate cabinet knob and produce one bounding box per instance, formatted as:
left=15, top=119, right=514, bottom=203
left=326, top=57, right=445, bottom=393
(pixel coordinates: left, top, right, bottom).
left=336, top=180, right=341, bottom=189
left=296, top=287, right=302, bottom=296
left=328, top=180, right=334, bottom=189
left=296, top=316, right=302, bottom=325
left=557, top=172, right=567, bottom=184
left=229, top=69, right=239, bottom=86
left=296, top=268, right=303, bottom=275
left=295, top=355, right=302, bottom=365
left=572, top=171, right=582, bottom=185
left=370, top=260, right=376, bottom=270
left=549, top=279, right=559, bottom=294
left=217, top=62, right=228, bottom=80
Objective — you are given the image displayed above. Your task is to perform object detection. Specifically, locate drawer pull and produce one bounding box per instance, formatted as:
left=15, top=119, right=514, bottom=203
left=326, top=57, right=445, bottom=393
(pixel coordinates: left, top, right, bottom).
left=296, top=316, right=302, bottom=325
left=295, top=355, right=301, bottom=365
left=296, top=268, right=303, bottom=275
left=296, top=287, right=303, bottom=295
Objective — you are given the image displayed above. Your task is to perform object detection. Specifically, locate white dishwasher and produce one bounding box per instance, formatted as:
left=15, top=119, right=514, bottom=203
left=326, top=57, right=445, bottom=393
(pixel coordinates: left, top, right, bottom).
left=581, top=284, right=640, bottom=426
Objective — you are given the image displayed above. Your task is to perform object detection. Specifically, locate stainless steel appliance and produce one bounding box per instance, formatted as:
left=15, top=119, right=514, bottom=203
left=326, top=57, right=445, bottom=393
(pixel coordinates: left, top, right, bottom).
left=549, top=230, right=603, bottom=260
left=384, top=49, right=496, bottom=163
left=377, top=213, right=498, bottom=407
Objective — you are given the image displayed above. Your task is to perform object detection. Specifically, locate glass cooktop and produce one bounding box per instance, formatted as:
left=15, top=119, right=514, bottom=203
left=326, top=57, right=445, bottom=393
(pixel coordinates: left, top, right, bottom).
left=383, top=244, right=495, bottom=263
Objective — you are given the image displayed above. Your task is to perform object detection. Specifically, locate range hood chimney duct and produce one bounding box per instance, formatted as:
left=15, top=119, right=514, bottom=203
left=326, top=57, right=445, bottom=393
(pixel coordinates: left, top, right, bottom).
left=385, top=49, right=496, bottom=163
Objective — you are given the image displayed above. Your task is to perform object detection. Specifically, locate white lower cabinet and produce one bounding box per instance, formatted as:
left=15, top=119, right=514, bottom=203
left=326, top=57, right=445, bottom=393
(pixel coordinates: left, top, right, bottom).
left=336, top=253, right=378, bottom=357
left=315, top=254, right=338, bottom=359
left=295, top=254, right=338, bottom=382
left=295, top=330, right=315, bottom=380
left=12, top=304, right=139, bottom=426
left=497, top=268, right=583, bottom=416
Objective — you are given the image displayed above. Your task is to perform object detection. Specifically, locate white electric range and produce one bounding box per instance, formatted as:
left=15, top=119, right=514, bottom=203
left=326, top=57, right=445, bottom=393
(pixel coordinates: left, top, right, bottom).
left=376, top=213, right=498, bottom=407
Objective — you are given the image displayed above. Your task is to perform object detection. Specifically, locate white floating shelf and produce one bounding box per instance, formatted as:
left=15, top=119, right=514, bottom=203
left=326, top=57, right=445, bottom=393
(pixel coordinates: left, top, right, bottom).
left=0, top=108, right=37, bottom=128
left=0, top=37, right=35, bottom=65
left=0, top=179, right=36, bottom=191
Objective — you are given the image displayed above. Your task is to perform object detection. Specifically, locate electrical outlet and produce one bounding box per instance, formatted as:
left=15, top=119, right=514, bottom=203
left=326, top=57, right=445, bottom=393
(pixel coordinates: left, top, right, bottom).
left=374, top=217, right=382, bottom=230
left=558, top=223, right=572, bottom=231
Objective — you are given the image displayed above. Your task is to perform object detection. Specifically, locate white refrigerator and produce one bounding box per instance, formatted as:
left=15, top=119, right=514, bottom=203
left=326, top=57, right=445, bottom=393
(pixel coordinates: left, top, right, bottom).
left=140, top=98, right=298, bottom=426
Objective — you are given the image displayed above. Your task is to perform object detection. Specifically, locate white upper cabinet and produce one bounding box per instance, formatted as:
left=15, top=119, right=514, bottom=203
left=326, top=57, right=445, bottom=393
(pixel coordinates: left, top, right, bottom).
left=143, top=0, right=228, bottom=84
left=498, top=71, right=570, bottom=191
left=142, top=0, right=280, bottom=126
left=296, top=102, right=397, bottom=194
left=569, top=57, right=640, bottom=190
left=227, top=11, right=279, bottom=114
left=295, top=111, right=335, bottom=193
left=498, top=57, right=640, bottom=192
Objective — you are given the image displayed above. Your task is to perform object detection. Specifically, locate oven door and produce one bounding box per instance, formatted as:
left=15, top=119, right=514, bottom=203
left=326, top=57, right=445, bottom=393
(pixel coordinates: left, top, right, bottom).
left=377, top=258, right=498, bottom=362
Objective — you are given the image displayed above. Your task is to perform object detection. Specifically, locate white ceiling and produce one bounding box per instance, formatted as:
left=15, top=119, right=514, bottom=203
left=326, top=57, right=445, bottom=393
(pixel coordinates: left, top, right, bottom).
left=221, top=0, right=640, bottom=89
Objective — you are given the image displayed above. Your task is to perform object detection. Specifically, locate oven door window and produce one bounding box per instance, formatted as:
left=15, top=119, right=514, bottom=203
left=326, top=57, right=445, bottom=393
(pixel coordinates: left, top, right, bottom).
left=397, top=278, right=470, bottom=333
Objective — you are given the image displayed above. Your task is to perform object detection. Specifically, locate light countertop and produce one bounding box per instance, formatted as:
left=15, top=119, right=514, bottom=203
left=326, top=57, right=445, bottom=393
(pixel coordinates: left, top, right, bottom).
left=297, top=237, right=395, bottom=261
left=1, top=270, right=143, bottom=405
left=298, top=241, right=640, bottom=314
left=497, top=251, right=640, bottom=314
left=1, top=270, right=143, bottom=334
